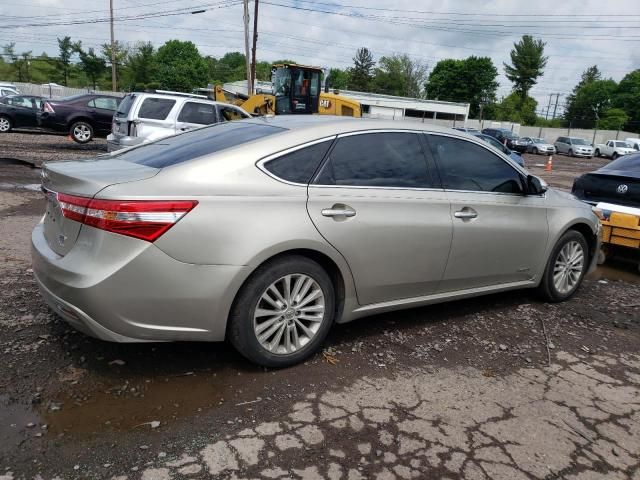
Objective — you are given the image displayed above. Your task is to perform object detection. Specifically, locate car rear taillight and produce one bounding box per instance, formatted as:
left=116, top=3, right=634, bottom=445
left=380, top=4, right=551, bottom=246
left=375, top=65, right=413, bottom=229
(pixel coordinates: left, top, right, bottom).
left=43, top=101, right=55, bottom=114
left=129, top=121, right=137, bottom=137
left=56, top=193, right=198, bottom=242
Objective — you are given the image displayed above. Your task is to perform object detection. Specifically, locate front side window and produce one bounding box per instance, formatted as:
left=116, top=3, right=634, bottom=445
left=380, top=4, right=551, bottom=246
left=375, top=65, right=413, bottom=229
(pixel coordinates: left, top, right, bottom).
left=219, top=106, right=249, bottom=121
left=138, top=97, right=176, bottom=120
left=314, top=132, right=432, bottom=188
left=178, top=102, right=217, bottom=125
left=264, top=140, right=333, bottom=184
left=427, top=135, right=524, bottom=194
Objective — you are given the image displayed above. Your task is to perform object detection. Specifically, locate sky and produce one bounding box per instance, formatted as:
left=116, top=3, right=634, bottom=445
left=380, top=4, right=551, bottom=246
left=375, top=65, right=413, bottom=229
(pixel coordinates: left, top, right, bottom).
left=1, top=0, right=639, bottom=116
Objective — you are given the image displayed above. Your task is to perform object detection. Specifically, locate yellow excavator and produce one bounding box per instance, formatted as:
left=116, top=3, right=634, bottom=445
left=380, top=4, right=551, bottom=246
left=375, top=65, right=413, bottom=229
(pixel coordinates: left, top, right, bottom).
left=206, top=63, right=361, bottom=117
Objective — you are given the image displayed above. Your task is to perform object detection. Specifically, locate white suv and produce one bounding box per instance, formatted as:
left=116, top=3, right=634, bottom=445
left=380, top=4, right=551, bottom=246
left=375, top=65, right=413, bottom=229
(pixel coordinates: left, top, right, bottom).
left=107, top=90, right=251, bottom=152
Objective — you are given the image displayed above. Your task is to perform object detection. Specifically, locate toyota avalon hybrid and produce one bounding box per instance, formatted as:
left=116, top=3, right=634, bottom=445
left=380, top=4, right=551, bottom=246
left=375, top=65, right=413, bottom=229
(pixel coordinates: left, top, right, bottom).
left=32, top=117, right=600, bottom=367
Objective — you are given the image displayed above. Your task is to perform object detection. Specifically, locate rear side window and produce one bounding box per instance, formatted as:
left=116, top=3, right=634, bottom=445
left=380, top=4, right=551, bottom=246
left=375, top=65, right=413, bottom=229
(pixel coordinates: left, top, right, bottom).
left=178, top=102, right=217, bottom=125
left=264, top=140, right=333, bottom=184
left=427, top=135, right=524, bottom=194
left=92, top=97, right=119, bottom=110
left=115, top=122, right=286, bottom=168
left=138, top=98, right=176, bottom=120
left=314, top=132, right=432, bottom=188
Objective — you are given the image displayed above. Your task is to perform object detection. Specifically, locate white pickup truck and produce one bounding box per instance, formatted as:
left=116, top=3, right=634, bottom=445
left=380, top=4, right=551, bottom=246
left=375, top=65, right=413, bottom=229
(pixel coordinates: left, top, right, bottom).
left=594, top=140, right=636, bottom=159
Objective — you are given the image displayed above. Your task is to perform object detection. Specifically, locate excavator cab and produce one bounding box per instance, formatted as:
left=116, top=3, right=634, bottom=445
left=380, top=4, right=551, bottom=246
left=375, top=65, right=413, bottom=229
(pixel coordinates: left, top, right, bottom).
left=272, top=64, right=321, bottom=115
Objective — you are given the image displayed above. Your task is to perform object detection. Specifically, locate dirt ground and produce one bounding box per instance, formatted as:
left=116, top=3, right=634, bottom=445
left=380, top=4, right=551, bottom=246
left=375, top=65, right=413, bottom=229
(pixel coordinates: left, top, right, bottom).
left=0, top=132, right=639, bottom=480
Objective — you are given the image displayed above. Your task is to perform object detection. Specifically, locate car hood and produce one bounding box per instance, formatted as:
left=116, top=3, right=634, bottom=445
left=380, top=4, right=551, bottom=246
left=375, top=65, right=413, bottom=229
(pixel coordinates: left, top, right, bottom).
left=574, top=145, right=593, bottom=149
left=533, top=143, right=554, bottom=148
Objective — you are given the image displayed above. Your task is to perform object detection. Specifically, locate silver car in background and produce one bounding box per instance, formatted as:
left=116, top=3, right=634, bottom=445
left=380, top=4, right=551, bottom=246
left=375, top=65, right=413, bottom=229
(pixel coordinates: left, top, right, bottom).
left=554, top=136, right=594, bottom=158
left=32, top=117, right=600, bottom=367
left=521, top=137, right=556, bottom=155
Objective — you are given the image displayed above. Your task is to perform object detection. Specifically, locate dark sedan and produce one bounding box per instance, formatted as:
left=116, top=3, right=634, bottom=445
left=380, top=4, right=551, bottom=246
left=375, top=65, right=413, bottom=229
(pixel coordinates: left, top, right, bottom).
left=37, top=93, right=121, bottom=143
left=572, top=153, right=640, bottom=208
left=482, top=127, right=520, bottom=149
left=0, top=95, right=45, bottom=133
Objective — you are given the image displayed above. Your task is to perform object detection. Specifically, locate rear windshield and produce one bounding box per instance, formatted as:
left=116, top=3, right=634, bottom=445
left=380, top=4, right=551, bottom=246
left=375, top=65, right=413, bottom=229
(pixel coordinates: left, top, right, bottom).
left=115, top=94, right=136, bottom=117
left=57, top=94, right=91, bottom=102
left=600, top=153, right=640, bottom=173
left=115, top=121, right=286, bottom=168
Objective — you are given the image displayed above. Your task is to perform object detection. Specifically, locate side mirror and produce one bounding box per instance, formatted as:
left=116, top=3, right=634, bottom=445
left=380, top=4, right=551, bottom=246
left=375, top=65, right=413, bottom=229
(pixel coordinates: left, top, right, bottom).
left=527, top=175, right=548, bottom=195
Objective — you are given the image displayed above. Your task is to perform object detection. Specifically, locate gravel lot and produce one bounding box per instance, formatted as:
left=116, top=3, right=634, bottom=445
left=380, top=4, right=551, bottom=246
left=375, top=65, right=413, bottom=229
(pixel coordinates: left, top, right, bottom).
left=0, top=131, right=639, bottom=480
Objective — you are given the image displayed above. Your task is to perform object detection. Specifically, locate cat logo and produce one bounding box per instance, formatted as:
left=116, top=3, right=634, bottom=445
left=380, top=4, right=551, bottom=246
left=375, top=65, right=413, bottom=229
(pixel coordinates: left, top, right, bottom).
left=320, top=99, right=331, bottom=109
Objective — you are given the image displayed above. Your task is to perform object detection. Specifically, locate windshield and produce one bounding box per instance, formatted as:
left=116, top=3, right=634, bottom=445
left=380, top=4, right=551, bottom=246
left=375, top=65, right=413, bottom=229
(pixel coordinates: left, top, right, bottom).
left=272, top=68, right=291, bottom=98
left=499, top=130, right=518, bottom=139
left=115, top=94, right=136, bottom=117
left=600, top=153, right=640, bottom=173
left=115, top=121, right=286, bottom=168
left=571, top=138, right=588, bottom=145
left=614, top=141, right=631, bottom=148
left=532, top=138, right=545, bottom=143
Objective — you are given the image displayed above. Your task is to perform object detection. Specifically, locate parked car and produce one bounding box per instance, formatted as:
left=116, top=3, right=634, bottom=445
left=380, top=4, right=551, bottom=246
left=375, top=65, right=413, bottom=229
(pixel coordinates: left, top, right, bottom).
left=481, top=127, right=520, bottom=149
left=554, top=136, right=594, bottom=158
left=0, top=95, right=45, bottom=132
left=471, top=132, right=524, bottom=167
left=517, top=137, right=556, bottom=155
left=37, top=93, right=122, bottom=143
left=107, top=91, right=251, bottom=152
left=594, top=140, right=635, bottom=160
left=32, top=117, right=599, bottom=367
left=572, top=152, right=640, bottom=207
left=625, top=138, right=640, bottom=151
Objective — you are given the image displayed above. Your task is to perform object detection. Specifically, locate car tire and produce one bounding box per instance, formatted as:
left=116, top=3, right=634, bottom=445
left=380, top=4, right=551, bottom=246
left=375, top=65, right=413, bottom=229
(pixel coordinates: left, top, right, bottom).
left=0, top=115, right=12, bottom=133
left=69, top=121, right=94, bottom=144
left=532, top=147, right=538, bottom=155
left=594, top=149, right=600, bottom=157
left=568, top=149, right=574, bottom=157
left=538, top=230, right=589, bottom=303
left=228, top=255, right=335, bottom=368
left=612, top=152, right=619, bottom=160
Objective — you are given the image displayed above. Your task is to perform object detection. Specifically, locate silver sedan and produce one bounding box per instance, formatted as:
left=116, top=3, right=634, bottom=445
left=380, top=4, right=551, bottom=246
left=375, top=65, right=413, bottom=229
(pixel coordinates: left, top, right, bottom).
left=32, top=117, right=600, bottom=367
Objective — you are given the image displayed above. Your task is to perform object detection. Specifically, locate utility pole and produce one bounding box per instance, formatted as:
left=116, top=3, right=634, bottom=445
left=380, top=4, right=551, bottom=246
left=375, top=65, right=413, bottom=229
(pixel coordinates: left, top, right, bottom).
left=243, top=0, right=252, bottom=96
left=250, top=0, right=259, bottom=96
left=552, top=93, right=560, bottom=120
left=110, top=0, right=117, bottom=91
left=545, top=94, right=553, bottom=120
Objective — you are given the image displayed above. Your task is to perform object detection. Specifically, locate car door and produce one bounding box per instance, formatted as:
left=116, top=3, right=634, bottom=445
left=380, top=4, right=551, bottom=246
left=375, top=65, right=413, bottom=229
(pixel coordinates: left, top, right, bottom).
left=555, top=137, right=566, bottom=154
left=307, top=131, right=453, bottom=306
left=217, top=105, right=251, bottom=122
left=425, top=133, right=549, bottom=292
left=175, top=101, right=218, bottom=133
left=89, top=97, right=119, bottom=133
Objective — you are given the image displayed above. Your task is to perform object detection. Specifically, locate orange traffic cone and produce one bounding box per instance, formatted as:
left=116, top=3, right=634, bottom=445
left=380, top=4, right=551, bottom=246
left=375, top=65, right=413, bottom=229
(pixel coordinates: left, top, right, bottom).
left=545, top=156, right=553, bottom=172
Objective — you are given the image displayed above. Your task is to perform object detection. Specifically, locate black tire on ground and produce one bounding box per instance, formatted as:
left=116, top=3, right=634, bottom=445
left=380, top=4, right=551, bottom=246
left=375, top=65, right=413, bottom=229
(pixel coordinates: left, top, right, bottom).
left=612, top=152, right=619, bottom=160
left=594, top=149, right=600, bottom=157
left=69, top=121, right=94, bottom=144
left=538, top=230, right=589, bottom=303
left=228, top=255, right=336, bottom=368
left=568, top=149, right=574, bottom=157
left=0, top=115, right=12, bottom=133
left=533, top=147, right=538, bottom=155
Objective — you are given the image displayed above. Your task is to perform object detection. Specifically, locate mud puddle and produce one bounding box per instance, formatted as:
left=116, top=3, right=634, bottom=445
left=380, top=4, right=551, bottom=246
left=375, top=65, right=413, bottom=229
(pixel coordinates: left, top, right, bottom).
left=38, top=365, right=266, bottom=436
left=588, top=262, right=640, bottom=284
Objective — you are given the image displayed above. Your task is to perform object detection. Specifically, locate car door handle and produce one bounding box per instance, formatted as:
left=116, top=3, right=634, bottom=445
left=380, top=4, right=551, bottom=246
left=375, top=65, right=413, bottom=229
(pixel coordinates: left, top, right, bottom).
left=454, top=209, right=478, bottom=219
left=321, top=207, right=356, bottom=218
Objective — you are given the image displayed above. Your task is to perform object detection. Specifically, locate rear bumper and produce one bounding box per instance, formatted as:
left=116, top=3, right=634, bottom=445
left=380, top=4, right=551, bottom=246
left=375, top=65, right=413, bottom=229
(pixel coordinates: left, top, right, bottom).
left=106, top=134, right=145, bottom=152
left=31, top=221, right=248, bottom=342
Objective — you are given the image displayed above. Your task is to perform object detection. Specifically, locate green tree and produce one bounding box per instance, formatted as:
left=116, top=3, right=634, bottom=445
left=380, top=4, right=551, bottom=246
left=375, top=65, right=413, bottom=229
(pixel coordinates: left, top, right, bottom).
left=75, top=44, right=106, bottom=90
left=598, top=108, right=629, bottom=130
left=565, top=66, right=603, bottom=125
left=613, top=70, right=640, bottom=131
left=426, top=56, right=498, bottom=117
left=565, top=79, right=617, bottom=128
left=503, top=35, right=548, bottom=100
left=154, top=40, right=208, bottom=91
left=327, top=67, right=350, bottom=90
left=372, top=54, right=428, bottom=97
left=101, top=40, right=129, bottom=89
left=124, top=42, right=157, bottom=89
left=57, top=36, right=76, bottom=86
left=495, top=92, right=538, bottom=125
left=349, top=47, right=375, bottom=91
left=207, top=52, right=246, bottom=84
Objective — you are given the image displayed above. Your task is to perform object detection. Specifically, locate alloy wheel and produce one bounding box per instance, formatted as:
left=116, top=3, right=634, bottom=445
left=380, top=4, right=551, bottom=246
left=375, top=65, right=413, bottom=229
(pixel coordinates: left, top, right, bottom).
left=73, top=124, right=91, bottom=142
left=0, top=117, right=10, bottom=132
left=253, top=273, right=325, bottom=355
left=553, top=240, right=584, bottom=294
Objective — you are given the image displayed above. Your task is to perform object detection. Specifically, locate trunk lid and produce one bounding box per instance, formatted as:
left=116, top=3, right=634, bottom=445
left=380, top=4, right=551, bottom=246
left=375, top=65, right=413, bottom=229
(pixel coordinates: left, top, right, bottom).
left=41, top=157, right=159, bottom=256
left=578, top=173, right=640, bottom=208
